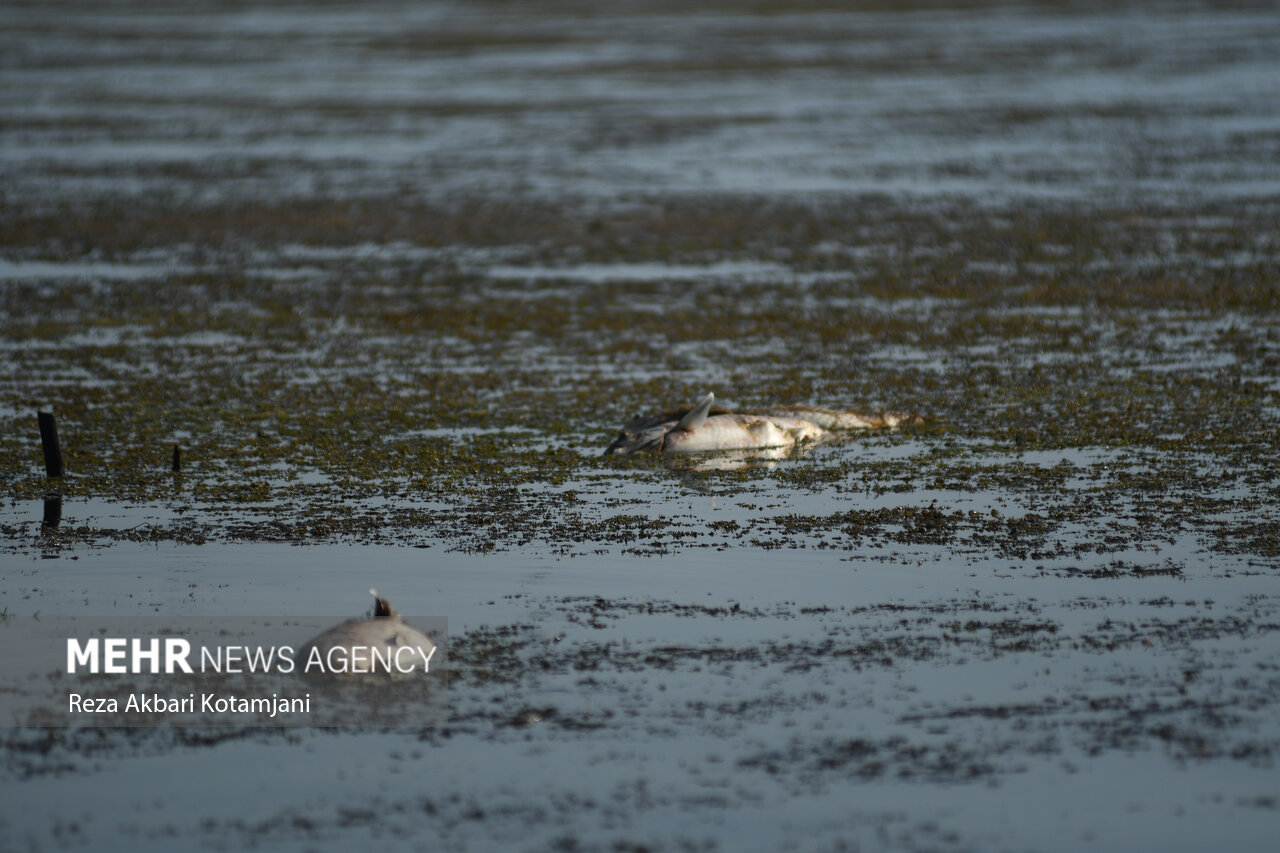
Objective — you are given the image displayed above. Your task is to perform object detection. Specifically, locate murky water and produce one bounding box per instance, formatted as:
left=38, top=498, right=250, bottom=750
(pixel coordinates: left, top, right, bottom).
left=5, top=1, right=1280, bottom=204
left=3, top=1, right=1279, bottom=851
left=5, top=543, right=1279, bottom=851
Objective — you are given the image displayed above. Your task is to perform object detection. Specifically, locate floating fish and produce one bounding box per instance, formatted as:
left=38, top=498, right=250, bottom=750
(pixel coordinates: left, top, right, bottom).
left=605, top=392, right=921, bottom=454
left=298, top=590, right=436, bottom=677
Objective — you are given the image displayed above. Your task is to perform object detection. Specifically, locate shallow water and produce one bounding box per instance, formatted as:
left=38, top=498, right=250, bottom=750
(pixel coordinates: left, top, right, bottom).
left=2, top=0, right=1279, bottom=850
left=3, top=543, right=1278, bottom=851
left=6, top=2, right=1280, bottom=205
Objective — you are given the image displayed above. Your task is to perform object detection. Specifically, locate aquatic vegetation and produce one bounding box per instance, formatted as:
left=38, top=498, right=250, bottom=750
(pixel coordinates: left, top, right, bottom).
left=1, top=194, right=1276, bottom=564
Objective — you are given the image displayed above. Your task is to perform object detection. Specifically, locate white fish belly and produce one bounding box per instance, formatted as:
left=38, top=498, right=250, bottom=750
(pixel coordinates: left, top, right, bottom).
left=663, top=415, right=826, bottom=452
left=756, top=416, right=829, bottom=442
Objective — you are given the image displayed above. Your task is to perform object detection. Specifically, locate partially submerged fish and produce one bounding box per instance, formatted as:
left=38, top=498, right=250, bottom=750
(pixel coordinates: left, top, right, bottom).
left=298, top=590, right=436, bottom=677
left=605, top=392, right=921, bottom=454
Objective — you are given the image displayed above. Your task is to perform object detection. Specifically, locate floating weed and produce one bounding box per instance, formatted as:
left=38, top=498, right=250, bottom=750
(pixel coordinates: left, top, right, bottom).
left=1, top=196, right=1278, bottom=563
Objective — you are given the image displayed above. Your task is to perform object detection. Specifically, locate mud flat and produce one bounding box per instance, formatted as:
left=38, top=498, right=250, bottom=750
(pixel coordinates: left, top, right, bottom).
left=2, top=1, right=1279, bottom=851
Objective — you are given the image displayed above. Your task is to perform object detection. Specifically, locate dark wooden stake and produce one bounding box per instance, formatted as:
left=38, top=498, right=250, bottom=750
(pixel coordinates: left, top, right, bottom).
left=37, top=411, right=64, bottom=478
left=42, top=495, right=62, bottom=529
left=172, top=444, right=182, bottom=473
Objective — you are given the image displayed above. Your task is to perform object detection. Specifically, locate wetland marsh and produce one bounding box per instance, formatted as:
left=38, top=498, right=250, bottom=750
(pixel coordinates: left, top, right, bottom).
left=2, top=1, right=1279, bottom=850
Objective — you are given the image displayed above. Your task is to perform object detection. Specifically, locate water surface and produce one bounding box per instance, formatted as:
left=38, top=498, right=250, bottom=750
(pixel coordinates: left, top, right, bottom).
left=2, top=1, right=1278, bottom=850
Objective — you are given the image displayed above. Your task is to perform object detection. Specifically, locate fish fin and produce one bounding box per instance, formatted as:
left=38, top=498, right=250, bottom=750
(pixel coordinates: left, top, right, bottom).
left=677, top=392, right=715, bottom=430
left=369, top=589, right=398, bottom=620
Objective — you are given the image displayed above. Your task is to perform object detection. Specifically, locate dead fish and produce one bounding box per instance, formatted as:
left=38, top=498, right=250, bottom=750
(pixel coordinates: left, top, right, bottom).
left=298, top=590, right=436, bottom=677
left=605, top=392, right=922, bottom=454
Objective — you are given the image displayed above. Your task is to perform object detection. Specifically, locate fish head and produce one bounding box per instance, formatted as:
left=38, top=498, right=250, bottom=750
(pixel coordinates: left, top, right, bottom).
left=604, top=393, right=719, bottom=455
left=604, top=421, right=675, bottom=454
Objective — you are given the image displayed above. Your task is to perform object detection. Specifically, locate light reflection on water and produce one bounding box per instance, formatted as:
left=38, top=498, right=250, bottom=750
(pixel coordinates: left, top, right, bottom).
left=486, top=260, right=789, bottom=284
